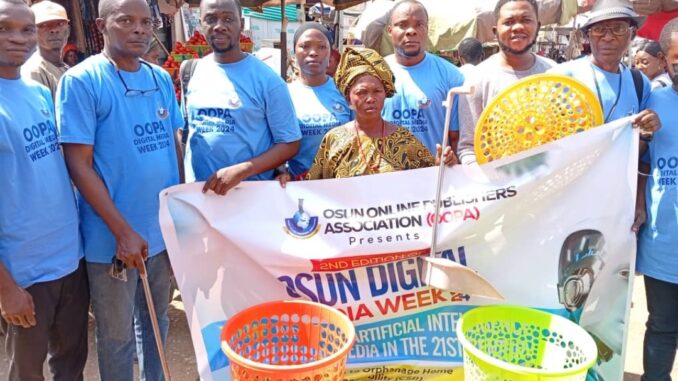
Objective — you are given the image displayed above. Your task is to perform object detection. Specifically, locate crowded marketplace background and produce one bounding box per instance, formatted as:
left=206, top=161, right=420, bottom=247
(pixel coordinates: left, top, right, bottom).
left=1, top=0, right=678, bottom=380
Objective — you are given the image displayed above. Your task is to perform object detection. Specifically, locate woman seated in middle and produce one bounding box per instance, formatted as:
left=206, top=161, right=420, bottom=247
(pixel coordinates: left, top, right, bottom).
left=306, top=47, right=454, bottom=179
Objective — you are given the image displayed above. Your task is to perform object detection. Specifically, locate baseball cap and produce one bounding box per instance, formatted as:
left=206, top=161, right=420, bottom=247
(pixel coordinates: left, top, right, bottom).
left=31, top=1, right=69, bottom=25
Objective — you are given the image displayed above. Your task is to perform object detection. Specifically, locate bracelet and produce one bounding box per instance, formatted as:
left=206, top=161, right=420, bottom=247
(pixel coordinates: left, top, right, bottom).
left=638, top=170, right=650, bottom=177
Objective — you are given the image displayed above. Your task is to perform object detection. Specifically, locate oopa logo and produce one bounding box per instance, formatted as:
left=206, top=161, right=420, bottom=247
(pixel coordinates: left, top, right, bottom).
left=284, top=198, right=320, bottom=239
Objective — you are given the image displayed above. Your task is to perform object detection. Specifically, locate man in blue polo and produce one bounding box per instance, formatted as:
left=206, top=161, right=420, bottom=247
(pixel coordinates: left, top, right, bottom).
left=381, top=0, right=464, bottom=158
left=0, top=0, right=88, bottom=379
left=183, top=0, right=300, bottom=194
left=56, top=0, right=184, bottom=378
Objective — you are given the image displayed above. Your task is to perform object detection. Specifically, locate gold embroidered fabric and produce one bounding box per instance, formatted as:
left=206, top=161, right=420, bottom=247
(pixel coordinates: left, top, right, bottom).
left=334, top=47, right=396, bottom=98
left=306, top=124, right=435, bottom=179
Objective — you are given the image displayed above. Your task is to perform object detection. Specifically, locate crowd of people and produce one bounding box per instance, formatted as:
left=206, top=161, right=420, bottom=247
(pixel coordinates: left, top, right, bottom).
left=0, top=0, right=676, bottom=379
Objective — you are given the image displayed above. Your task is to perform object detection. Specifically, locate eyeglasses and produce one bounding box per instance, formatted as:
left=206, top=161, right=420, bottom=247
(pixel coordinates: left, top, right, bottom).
left=588, top=24, right=632, bottom=37
left=105, top=56, right=160, bottom=97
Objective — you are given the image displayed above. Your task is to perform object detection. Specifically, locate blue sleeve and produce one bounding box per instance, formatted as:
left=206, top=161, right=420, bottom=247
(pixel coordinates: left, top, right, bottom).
left=56, top=74, right=97, bottom=145
left=447, top=64, right=464, bottom=132
left=158, top=69, right=184, bottom=130
left=266, top=81, right=302, bottom=143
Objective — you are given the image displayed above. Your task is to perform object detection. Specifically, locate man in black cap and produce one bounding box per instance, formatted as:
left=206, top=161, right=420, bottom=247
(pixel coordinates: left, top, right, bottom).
left=549, top=0, right=660, bottom=135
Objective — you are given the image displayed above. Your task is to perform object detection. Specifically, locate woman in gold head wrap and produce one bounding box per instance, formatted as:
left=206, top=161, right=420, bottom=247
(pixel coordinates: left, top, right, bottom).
left=306, top=48, right=454, bottom=179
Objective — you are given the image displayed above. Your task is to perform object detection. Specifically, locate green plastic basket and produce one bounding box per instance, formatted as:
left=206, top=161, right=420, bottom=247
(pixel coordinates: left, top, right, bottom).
left=456, top=305, right=597, bottom=380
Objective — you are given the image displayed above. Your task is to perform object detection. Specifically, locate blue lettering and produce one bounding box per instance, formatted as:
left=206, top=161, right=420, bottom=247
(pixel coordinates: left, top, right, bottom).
left=657, top=157, right=678, bottom=170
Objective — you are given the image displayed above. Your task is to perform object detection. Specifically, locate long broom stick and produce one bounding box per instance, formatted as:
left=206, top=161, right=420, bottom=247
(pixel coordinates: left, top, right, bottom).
left=139, top=260, right=173, bottom=381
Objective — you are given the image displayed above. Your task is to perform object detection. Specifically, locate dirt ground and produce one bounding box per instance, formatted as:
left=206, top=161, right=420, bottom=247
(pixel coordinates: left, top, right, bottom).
left=0, top=275, right=676, bottom=381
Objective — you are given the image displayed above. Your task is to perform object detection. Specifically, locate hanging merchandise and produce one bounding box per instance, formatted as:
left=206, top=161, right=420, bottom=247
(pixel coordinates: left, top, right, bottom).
left=79, top=0, right=104, bottom=54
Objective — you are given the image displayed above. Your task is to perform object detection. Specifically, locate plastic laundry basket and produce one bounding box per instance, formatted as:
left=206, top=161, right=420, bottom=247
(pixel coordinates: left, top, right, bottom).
left=221, top=300, right=356, bottom=381
left=456, top=305, right=597, bottom=380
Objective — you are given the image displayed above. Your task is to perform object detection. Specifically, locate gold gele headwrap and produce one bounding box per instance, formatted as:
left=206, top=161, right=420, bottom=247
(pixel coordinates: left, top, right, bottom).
left=335, top=47, right=396, bottom=98
left=474, top=74, right=604, bottom=164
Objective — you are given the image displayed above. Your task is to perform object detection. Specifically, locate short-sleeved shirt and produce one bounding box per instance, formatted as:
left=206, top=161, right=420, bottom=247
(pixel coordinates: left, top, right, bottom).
left=57, top=54, right=184, bottom=263
left=382, top=53, right=465, bottom=154
left=287, top=78, right=352, bottom=177
left=548, top=57, right=650, bottom=121
left=637, top=86, right=678, bottom=284
left=0, top=76, right=81, bottom=287
left=184, top=54, right=301, bottom=182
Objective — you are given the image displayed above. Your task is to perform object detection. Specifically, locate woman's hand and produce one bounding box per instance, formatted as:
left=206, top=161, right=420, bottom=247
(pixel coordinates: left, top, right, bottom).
left=435, top=144, right=459, bottom=167
left=276, top=172, right=291, bottom=188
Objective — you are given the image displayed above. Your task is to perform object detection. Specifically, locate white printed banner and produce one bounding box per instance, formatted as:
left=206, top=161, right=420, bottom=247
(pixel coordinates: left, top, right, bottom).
left=160, top=118, right=639, bottom=381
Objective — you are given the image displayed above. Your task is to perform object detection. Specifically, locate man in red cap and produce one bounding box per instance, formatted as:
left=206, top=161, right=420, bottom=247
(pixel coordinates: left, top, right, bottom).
left=21, top=0, right=70, bottom=98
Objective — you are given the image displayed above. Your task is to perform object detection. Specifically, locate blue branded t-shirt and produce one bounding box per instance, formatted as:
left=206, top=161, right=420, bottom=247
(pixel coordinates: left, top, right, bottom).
left=382, top=53, right=464, bottom=154
left=638, top=86, right=678, bottom=284
left=287, top=78, right=352, bottom=177
left=0, top=76, right=82, bottom=287
left=549, top=57, right=650, bottom=122
left=184, top=54, right=301, bottom=182
left=57, top=54, right=184, bottom=263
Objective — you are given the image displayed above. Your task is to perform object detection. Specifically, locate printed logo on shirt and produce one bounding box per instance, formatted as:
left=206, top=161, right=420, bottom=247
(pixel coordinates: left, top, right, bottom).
left=132, top=120, right=172, bottom=154
left=389, top=107, right=428, bottom=133
left=299, top=112, right=342, bottom=136
left=228, top=97, right=241, bottom=108
left=332, top=102, right=346, bottom=113
left=656, top=156, right=678, bottom=186
left=192, top=108, right=237, bottom=134
left=157, top=106, right=169, bottom=120
left=418, top=97, right=431, bottom=109
left=22, top=119, right=60, bottom=162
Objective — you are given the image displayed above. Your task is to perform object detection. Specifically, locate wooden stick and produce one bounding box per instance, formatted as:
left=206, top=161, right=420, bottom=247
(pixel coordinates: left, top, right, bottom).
left=139, top=261, right=173, bottom=381
left=152, top=30, right=172, bottom=57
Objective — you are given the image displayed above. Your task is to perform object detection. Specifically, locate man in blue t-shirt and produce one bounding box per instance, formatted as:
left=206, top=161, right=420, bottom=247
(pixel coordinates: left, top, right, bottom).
left=183, top=0, right=300, bottom=194
left=381, top=0, right=463, bottom=159
left=636, top=19, right=678, bottom=381
left=0, top=0, right=88, bottom=379
left=55, top=0, right=183, bottom=379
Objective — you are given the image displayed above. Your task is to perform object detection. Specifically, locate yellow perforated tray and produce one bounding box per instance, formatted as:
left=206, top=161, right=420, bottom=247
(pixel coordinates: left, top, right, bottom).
left=474, top=74, right=603, bottom=164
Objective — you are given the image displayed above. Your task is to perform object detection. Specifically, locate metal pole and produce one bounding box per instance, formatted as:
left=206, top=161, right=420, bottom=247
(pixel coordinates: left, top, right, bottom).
left=280, top=0, right=287, bottom=80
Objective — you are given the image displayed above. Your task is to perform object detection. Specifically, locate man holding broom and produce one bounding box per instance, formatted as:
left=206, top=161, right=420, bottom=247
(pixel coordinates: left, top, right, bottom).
left=56, top=0, right=183, bottom=378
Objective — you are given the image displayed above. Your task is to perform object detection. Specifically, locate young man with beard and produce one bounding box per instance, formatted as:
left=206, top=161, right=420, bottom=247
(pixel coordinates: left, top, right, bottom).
left=381, top=0, right=464, bottom=159
left=183, top=0, right=300, bottom=194
left=457, top=0, right=555, bottom=165
left=0, top=0, right=88, bottom=379
left=20, top=0, right=70, bottom=98
left=56, top=0, right=184, bottom=378
left=636, top=18, right=678, bottom=381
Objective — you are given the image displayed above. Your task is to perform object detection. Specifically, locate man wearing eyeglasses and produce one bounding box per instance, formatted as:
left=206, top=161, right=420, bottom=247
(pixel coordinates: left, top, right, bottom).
left=20, top=1, right=70, bottom=99
left=55, top=0, right=183, bottom=379
left=549, top=0, right=660, bottom=138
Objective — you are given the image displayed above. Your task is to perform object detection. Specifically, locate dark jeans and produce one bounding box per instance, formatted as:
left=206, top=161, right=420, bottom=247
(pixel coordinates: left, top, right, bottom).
left=642, top=275, right=678, bottom=381
left=2, top=260, right=89, bottom=381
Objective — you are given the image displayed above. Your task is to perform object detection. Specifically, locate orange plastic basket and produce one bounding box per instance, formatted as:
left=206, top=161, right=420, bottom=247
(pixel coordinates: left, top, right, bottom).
left=221, top=300, right=356, bottom=381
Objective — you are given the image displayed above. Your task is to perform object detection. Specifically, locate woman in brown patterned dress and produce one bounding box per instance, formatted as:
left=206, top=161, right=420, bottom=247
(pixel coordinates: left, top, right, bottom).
left=306, top=47, right=454, bottom=180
